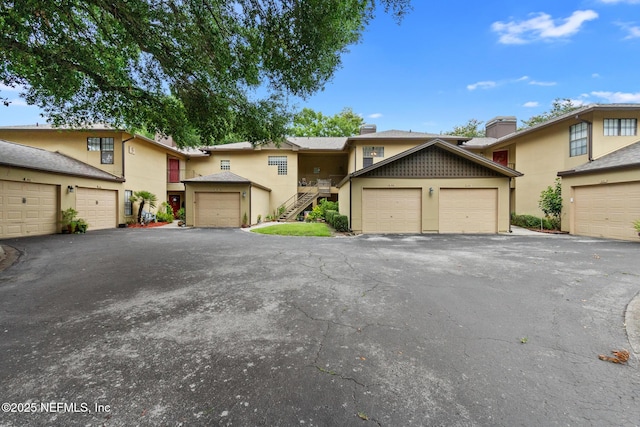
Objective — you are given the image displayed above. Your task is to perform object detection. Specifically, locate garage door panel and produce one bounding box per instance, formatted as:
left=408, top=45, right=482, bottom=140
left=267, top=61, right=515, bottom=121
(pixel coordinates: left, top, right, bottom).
left=574, top=182, right=640, bottom=240
left=362, top=188, right=421, bottom=234
left=195, top=192, right=241, bottom=228
left=76, top=188, right=117, bottom=231
left=0, top=180, right=58, bottom=238
left=439, top=188, right=497, bottom=234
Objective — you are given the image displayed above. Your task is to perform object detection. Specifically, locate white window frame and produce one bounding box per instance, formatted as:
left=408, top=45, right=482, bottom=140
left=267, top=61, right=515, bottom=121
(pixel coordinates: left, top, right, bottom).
left=569, top=123, right=588, bottom=157
left=604, top=118, right=637, bottom=136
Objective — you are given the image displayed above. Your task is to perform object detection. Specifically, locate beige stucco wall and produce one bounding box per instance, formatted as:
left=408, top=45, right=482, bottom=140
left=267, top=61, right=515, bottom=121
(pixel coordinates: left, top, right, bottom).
left=183, top=182, right=251, bottom=227
left=0, top=165, right=122, bottom=231
left=347, top=177, right=511, bottom=234
left=250, top=186, right=271, bottom=224
left=189, top=149, right=298, bottom=214
left=560, top=169, right=640, bottom=235
left=478, top=110, right=640, bottom=218
left=0, top=129, right=127, bottom=177
left=0, top=130, right=189, bottom=224
left=123, top=137, right=177, bottom=222
left=338, top=182, right=351, bottom=224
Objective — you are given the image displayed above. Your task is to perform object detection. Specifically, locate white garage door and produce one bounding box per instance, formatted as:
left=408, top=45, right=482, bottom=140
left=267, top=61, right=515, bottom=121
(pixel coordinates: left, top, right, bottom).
left=574, top=182, right=640, bottom=241
left=76, top=188, right=117, bottom=230
left=439, top=188, right=498, bottom=234
left=362, top=188, right=421, bottom=234
left=0, top=180, right=58, bottom=238
left=195, top=192, right=241, bottom=227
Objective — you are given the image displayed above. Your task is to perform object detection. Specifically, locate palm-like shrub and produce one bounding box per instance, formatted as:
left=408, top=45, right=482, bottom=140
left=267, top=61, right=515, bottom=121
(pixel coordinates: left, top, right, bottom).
left=130, top=191, right=157, bottom=224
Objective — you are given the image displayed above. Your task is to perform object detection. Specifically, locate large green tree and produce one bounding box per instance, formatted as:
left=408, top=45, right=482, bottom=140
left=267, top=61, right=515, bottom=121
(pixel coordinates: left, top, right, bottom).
left=288, top=107, right=364, bottom=137
left=520, top=98, right=581, bottom=129
left=442, top=118, right=485, bottom=137
left=0, top=0, right=411, bottom=146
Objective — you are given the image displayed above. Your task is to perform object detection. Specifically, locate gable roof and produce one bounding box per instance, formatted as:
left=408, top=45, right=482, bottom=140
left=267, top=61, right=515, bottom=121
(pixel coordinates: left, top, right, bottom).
left=287, top=137, right=348, bottom=150
left=0, top=139, right=124, bottom=181
left=486, top=103, right=640, bottom=148
left=0, top=123, right=200, bottom=159
left=348, top=129, right=466, bottom=141
left=182, top=171, right=271, bottom=191
left=558, top=140, right=640, bottom=176
left=339, top=139, right=521, bottom=187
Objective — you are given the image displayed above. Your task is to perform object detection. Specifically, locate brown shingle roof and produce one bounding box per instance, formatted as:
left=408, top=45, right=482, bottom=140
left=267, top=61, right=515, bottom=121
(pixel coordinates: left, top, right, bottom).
left=0, top=139, right=124, bottom=181
left=182, top=171, right=271, bottom=191
left=558, top=140, right=640, bottom=176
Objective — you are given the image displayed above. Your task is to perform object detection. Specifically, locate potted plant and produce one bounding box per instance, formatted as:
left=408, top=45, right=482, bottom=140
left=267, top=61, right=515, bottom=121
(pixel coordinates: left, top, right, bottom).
left=633, top=219, right=640, bottom=237
left=60, top=208, right=78, bottom=234
left=242, top=212, right=249, bottom=228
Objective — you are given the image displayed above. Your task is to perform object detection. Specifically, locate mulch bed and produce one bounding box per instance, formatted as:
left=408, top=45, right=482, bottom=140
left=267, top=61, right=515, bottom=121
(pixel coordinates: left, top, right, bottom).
left=125, top=222, right=171, bottom=228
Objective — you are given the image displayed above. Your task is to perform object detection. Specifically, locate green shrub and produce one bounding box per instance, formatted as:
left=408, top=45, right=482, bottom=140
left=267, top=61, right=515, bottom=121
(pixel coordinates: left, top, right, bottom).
left=177, top=207, right=186, bottom=222
left=325, top=209, right=338, bottom=225
left=305, top=199, right=339, bottom=222
left=332, top=214, right=349, bottom=232
left=511, top=213, right=555, bottom=230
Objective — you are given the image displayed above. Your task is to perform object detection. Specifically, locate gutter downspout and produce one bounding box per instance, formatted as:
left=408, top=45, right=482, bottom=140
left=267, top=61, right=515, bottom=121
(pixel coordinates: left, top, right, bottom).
left=121, top=135, right=135, bottom=179
left=576, top=116, right=593, bottom=161
left=349, top=178, right=353, bottom=232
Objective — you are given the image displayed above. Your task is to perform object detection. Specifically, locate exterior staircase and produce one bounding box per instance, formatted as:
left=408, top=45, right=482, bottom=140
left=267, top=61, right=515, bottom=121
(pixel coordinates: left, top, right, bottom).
left=277, top=191, right=319, bottom=221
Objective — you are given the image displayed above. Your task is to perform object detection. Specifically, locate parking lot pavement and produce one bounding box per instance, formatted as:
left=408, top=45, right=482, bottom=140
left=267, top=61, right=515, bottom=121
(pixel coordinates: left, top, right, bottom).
left=1, top=229, right=639, bottom=426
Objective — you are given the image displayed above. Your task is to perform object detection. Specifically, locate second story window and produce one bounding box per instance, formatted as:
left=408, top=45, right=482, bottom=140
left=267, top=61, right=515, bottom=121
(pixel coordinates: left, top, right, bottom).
left=87, top=137, right=114, bottom=164
left=268, top=156, right=287, bottom=175
left=604, top=118, right=637, bottom=136
left=569, top=122, right=588, bottom=157
left=221, top=159, right=230, bottom=170
left=124, top=190, right=133, bottom=216
left=363, top=146, right=384, bottom=168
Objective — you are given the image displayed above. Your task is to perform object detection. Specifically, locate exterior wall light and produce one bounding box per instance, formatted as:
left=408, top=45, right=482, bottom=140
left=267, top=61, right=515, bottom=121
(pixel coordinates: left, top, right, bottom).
left=67, top=185, right=75, bottom=193
left=242, top=191, right=246, bottom=198
left=429, top=187, right=434, bottom=195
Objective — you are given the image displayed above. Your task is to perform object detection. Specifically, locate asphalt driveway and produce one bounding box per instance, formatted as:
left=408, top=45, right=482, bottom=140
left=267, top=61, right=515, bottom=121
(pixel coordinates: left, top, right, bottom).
left=1, top=229, right=639, bottom=426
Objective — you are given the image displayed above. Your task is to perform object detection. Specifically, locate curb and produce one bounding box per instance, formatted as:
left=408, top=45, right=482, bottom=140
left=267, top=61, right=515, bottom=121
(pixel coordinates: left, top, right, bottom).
left=625, top=291, right=640, bottom=363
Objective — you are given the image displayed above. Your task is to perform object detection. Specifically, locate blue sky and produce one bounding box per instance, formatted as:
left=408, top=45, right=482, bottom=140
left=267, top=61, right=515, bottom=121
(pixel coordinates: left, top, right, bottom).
left=2, top=0, right=640, bottom=133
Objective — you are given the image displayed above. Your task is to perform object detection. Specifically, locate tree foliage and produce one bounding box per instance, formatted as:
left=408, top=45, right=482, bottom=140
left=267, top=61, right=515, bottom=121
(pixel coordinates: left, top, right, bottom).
left=130, top=190, right=157, bottom=224
left=520, top=98, right=581, bottom=129
left=538, top=178, right=562, bottom=229
left=442, top=118, right=486, bottom=137
left=288, top=107, right=364, bottom=137
left=0, top=0, right=412, bottom=146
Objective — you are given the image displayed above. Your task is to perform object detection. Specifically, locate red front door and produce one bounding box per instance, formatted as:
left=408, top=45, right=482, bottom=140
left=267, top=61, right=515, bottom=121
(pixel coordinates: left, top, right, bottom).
left=492, top=150, right=509, bottom=167
left=169, top=195, right=181, bottom=217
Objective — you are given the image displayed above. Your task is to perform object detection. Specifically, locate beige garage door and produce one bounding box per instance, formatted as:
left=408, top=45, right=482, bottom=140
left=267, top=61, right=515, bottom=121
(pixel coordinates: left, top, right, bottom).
left=76, top=188, right=117, bottom=230
left=195, top=192, right=241, bottom=227
left=439, top=188, right=498, bottom=234
left=574, top=182, right=640, bottom=241
left=362, top=188, right=421, bottom=234
left=0, top=180, right=58, bottom=238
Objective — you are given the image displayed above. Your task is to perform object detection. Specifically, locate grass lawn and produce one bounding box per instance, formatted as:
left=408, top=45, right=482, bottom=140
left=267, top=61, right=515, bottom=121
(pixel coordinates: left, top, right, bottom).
left=250, top=222, right=332, bottom=237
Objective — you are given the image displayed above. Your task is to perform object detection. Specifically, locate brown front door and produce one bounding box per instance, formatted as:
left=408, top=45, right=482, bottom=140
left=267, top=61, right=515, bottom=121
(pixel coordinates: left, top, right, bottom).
left=169, top=195, right=181, bottom=217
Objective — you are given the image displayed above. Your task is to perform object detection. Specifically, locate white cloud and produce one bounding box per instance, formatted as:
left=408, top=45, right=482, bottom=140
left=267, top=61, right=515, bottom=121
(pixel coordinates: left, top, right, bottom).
left=529, top=80, right=557, bottom=86
left=591, top=91, right=640, bottom=102
left=7, top=98, right=28, bottom=106
left=492, top=10, right=599, bottom=44
left=592, top=73, right=601, bottom=78
left=368, top=113, right=383, bottom=119
left=514, top=76, right=530, bottom=82
left=614, top=21, right=640, bottom=38
left=523, top=101, right=539, bottom=107
left=467, top=81, right=497, bottom=91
